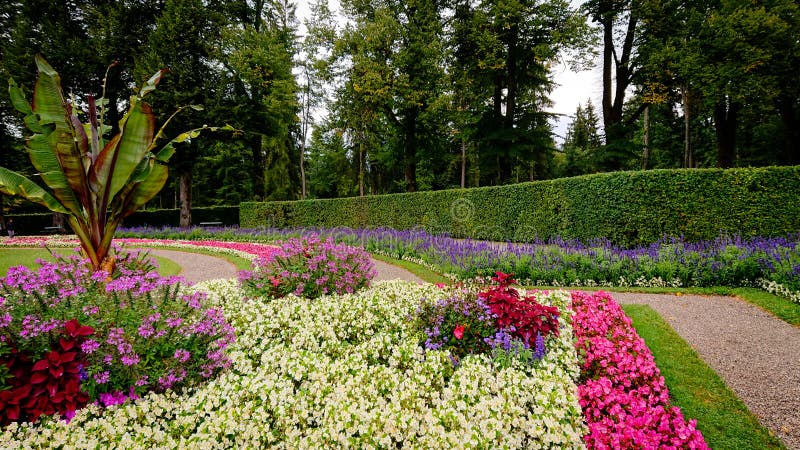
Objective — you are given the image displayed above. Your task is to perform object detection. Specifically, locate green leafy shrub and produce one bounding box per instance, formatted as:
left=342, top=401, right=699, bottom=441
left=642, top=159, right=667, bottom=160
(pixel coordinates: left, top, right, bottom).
left=240, top=166, right=800, bottom=246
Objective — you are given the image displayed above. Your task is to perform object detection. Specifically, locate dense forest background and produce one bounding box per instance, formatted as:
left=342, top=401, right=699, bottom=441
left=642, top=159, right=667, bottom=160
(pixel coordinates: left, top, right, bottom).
left=1, top=0, right=799, bottom=221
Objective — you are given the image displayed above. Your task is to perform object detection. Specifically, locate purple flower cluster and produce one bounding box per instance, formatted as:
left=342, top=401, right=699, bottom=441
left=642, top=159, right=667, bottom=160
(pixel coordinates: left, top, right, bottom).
left=0, top=247, right=236, bottom=410
left=239, top=235, right=376, bottom=300
left=415, top=288, right=545, bottom=366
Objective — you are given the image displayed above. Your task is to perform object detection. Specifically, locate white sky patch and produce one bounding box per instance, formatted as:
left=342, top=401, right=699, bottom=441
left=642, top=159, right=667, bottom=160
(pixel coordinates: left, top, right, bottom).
left=549, top=60, right=603, bottom=144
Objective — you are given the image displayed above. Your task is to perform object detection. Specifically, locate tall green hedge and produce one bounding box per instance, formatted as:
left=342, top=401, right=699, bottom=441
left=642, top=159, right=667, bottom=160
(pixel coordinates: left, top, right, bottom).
left=240, top=166, right=800, bottom=246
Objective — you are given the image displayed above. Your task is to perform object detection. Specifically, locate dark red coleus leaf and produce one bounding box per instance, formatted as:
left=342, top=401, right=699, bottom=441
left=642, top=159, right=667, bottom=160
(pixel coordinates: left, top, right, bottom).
left=48, top=365, right=64, bottom=378
left=29, top=372, right=48, bottom=384
left=32, top=359, right=49, bottom=371
left=59, top=337, right=75, bottom=351
left=64, top=319, right=94, bottom=338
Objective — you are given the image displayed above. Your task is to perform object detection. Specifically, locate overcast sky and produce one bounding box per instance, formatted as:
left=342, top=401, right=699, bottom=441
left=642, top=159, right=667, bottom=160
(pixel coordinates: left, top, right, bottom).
left=295, top=0, right=600, bottom=145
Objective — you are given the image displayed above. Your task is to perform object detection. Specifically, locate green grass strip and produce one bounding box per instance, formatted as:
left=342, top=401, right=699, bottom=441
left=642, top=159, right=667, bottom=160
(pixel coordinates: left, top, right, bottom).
left=622, top=304, right=786, bottom=450
left=0, top=248, right=182, bottom=277
left=730, top=288, right=800, bottom=327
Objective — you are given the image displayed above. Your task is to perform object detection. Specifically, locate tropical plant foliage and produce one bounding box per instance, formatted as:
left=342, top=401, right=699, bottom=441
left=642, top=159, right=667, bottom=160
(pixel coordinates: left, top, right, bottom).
left=1, top=55, right=228, bottom=270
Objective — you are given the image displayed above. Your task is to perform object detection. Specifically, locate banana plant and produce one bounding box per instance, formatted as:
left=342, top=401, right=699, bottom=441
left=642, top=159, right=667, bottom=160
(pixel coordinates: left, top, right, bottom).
left=1, top=55, right=231, bottom=272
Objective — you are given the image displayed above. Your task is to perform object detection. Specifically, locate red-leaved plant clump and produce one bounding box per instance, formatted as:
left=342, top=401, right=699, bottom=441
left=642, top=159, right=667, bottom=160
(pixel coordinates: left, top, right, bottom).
left=479, top=272, right=561, bottom=345
left=0, top=320, right=93, bottom=425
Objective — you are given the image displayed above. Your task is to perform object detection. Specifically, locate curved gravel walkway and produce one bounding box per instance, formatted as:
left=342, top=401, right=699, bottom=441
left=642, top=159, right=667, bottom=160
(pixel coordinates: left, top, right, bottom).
left=611, top=292, right=800, bottom=449
left=147, top=248, right=424, bottom=284
left=148, top=249, right=239, bottom=284
left=148, top=248, right=799, bottom=448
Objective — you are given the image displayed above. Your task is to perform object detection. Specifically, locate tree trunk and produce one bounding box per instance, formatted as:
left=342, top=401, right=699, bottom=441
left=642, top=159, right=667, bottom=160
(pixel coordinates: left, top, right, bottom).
left=179, top=169, right=192, bottom=228
left=403, top=110, right=418, bottom=192
left=251, top=135, right=266, bottom=200
left=300, top=73, right=311, bottom=200
left=601, top=17, right=614, bottom=134
left=714, top=100, right=737, bottom=168
left=683, top=87, right=692, bottom=168
left=599, top=7, right=637, bottom=142
left=642, top=105, right=650, bottom=169
left=300, top=139, right=307, bottom=200
left=359, top=138, right=365, bottom=197
left=461, top=137, right=466, bottom=188
left=778, top=96, right=800, bottom=164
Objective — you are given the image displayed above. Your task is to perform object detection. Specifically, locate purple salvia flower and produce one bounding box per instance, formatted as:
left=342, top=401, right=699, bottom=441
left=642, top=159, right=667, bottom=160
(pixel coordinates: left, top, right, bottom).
left=533, top=332, right=546, bottom=360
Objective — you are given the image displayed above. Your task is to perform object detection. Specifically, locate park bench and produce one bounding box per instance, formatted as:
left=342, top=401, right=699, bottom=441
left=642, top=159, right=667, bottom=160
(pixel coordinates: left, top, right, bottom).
left=41, top=226, right=65, bottom=234
left=198, top=221, right=223, bottom=227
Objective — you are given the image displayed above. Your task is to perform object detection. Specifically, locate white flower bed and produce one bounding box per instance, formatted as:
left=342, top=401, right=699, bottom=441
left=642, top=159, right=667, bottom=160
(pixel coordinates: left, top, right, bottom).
left=758, top=278, right=800, bottom=304
left=1, top=281, right=585, bottom=449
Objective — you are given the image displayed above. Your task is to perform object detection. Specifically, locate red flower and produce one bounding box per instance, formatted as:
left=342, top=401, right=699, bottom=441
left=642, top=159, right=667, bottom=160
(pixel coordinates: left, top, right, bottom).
left=453, top=324, right=465, bottom=340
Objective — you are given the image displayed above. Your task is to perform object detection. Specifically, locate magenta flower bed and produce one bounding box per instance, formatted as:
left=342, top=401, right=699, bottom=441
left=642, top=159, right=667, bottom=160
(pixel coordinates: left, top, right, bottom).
left=571, top=290, right=708, bottom=449
left=0, top=250, right=235, bottom=425
left=116, top=239, right=281, bottom=262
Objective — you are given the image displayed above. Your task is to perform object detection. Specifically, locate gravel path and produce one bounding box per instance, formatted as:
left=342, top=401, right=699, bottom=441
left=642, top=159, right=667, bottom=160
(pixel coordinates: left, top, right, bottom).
left=148, top=249, right=239, bottom=284
left=147, top=248, right=424, bottom=284
left=611, top=292, right=800, bottom=449
left=147, top=248, right=799, bottom=448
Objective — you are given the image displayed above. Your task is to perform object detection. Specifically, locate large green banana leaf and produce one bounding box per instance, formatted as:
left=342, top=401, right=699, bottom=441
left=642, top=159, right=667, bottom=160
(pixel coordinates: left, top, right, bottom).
left=0, top=167, right=69, bottom=214
left=99, top=98, right=155, bottom=209
left=32, top=55, right=91, bottom=210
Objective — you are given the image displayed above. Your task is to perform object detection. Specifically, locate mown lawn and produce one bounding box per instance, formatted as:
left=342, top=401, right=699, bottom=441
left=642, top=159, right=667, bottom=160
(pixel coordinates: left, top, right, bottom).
left=0, top=248, right=181, bottom=277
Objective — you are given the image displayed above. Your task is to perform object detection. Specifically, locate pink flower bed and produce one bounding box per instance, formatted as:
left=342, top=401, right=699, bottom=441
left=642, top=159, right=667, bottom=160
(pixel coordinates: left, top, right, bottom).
left=571, top=290, right=709, bottom=449
left=116, top=239, right=281, bottom=262
left=0, top=237, right=72, bottom=247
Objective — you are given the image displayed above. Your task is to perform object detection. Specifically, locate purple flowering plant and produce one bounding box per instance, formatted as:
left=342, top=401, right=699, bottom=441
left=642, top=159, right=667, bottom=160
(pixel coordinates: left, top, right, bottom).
left=415, top=283, right=550, bottom=367
left=415, top=291, right=497, bottom=363
left=0, top=247, right=235, bottom=412
left=239, top=235, right=376, bottom=300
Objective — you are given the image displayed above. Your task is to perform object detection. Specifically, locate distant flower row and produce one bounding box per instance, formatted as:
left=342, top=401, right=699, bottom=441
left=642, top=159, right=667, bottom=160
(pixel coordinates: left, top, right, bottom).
left=116, top=226, right=800, bottom=303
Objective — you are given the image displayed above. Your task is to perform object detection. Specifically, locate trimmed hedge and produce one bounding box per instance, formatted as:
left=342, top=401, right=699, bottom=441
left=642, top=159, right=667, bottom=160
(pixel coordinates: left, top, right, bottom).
left=3, top=207, right=239, bottom=235
left=124, top=206, right=240, bottom=228
left=240, top=166, right=800, bottom=246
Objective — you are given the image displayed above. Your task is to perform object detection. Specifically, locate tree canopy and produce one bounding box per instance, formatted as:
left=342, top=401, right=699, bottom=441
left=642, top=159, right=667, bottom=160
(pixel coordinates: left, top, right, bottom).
left=1, top=0, right=798, bottom=216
